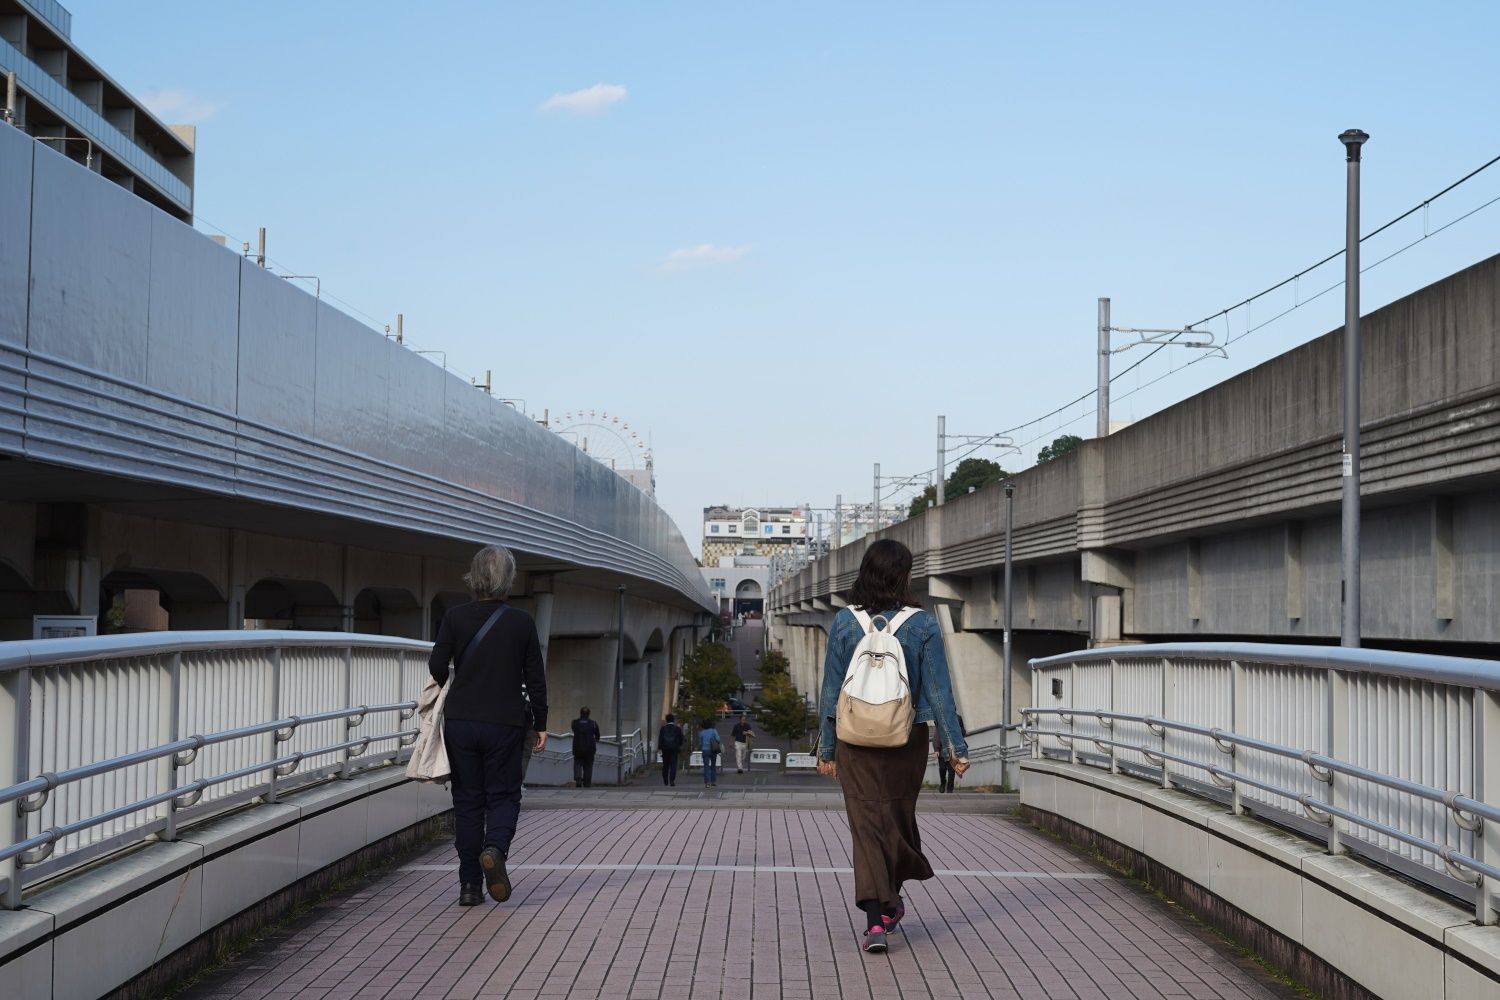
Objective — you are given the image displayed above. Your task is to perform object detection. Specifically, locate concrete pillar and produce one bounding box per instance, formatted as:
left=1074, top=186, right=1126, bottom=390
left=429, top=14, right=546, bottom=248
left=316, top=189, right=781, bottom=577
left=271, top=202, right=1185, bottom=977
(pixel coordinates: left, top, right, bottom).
left=545, top=637, right=618, bottom=734
left=226, top=530, right=247, bottom=629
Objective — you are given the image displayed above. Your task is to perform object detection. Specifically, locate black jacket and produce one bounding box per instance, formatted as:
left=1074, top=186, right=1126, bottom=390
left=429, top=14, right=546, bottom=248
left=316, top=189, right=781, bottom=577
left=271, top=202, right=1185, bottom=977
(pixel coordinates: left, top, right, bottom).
left=428, top=600, right=547, bottom=731
left=572, top=717, right=601, bottom=758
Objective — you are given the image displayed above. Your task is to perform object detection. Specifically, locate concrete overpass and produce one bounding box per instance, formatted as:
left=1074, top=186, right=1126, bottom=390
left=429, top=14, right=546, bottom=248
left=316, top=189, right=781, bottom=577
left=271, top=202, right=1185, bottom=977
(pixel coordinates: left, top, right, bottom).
left=769, top=251, right=1500, bottom=728
left=0, top=122, right=715, bottom=736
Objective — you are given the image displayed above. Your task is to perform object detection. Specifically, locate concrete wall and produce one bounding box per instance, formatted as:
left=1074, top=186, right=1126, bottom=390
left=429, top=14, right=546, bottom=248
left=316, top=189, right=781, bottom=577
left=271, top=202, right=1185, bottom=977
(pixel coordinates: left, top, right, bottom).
left=0, top=129, right=710, bottom=611
left=1022, top=758, right=1500, bottom=999
left=773, top=252, right=1500, bottom=655
left=0, top=767, right=450, bottom=1000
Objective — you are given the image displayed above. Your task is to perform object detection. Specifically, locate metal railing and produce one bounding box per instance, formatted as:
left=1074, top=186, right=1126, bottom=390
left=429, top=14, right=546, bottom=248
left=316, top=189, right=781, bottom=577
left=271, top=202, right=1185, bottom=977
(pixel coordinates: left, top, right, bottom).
left=1023, top=643, right=1500, bottom=923
left=0, top=631, right=430, bottom=908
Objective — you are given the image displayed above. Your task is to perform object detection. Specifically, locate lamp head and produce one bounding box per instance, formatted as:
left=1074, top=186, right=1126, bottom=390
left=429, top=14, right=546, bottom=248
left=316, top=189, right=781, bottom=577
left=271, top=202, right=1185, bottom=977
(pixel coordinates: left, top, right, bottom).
left=1339, top=129, right=1369, bottom=161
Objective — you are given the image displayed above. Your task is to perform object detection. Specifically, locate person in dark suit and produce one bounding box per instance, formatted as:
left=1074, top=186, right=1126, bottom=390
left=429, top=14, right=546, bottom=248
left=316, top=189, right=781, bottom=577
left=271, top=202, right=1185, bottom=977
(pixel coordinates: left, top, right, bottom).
left=571, top=707, right=601, bottom=787
left=658, top=713, right=684, bottom=786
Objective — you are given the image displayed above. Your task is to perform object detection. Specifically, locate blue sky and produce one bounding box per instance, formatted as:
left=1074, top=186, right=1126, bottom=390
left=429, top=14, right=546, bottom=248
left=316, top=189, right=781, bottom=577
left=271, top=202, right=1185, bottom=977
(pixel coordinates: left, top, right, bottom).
left=67, top=2, right=1500, bottom=555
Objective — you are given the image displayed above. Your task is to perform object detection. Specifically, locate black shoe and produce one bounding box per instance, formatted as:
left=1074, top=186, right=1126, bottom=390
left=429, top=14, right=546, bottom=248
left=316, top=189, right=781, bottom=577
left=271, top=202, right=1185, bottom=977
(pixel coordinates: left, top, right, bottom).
left=480, top=847, right=511, bottom=903
left=458, top=882, right=482, bottom=906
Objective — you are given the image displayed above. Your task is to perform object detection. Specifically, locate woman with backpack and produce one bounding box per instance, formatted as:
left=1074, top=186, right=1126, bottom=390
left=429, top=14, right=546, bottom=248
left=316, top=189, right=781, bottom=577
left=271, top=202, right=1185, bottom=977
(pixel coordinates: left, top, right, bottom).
left=699, top=719, right=723, bottom=787
left=816, top=538, right=969, bottom=954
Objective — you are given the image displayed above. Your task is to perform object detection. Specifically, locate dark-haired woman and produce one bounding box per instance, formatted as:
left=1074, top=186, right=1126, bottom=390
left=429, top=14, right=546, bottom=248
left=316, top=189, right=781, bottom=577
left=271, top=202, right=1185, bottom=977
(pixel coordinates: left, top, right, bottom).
left=817, top=538, right=969, bottom=954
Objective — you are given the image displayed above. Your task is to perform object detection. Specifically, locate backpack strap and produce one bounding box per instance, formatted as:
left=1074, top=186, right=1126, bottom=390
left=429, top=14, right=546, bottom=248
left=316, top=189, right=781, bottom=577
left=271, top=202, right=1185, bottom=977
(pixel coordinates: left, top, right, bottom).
left=850, top=608, right=875, bottom=634
left=885, top=607, right=921, bottom=635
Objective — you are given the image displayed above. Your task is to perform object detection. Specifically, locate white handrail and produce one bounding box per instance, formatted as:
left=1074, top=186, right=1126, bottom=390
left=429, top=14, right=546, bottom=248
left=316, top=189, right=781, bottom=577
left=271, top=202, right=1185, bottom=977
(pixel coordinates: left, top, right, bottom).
left=0, top=632, right=431, bottom=908
left=1025, top=642, right=1500, bottom=924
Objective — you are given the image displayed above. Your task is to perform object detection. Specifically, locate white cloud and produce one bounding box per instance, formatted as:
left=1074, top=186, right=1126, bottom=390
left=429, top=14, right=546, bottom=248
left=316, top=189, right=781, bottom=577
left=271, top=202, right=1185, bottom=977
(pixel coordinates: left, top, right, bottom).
left=139, top=88, right=221, bottom=124
left=662, top=244, right=750, bottom=270
left=539, top=83, right=628, bottom=114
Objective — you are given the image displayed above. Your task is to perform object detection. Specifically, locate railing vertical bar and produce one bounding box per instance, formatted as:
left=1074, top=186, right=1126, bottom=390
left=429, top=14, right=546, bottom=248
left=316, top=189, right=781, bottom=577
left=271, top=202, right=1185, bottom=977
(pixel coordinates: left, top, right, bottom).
left=1068, top=661, right=1078, bottom=766
left=1108, top=658, right=1119, bottom=775
left=161, top=652, right=182, bottom=841
left=1229, top=659, right=1244, bottom=815
left=1327, top=667, right=1349, bottom=855
left=1160, top=657, right=1174, bottom=789
left=1476, top=688, right=1500, bottom=924
left=3, top=666, right=31, bottom=909
left=266, top=647, right=283, bottom=804
left=340, top=646, right=355, bottom=780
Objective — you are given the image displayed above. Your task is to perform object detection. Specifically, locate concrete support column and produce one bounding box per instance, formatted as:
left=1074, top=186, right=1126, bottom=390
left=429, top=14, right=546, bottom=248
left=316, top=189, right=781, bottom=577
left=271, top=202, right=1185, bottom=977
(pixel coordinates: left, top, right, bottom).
left=226, top=530, right=248, bottom=630
left=532, top=577, right=555, bottom=664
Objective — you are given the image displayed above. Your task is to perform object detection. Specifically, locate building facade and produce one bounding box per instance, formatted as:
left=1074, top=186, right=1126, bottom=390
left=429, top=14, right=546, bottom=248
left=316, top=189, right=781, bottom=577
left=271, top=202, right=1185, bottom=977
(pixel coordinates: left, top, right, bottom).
left=1, top=0, right=194, bottom=219
left=702, top=505, right=811, bottom=567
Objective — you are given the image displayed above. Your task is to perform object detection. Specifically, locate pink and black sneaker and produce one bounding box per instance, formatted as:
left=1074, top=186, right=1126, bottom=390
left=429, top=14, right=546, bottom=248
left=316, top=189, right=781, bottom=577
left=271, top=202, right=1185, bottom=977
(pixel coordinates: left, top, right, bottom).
left=882, top=898, right=906, bottom=934
left=861, top=925, right=888, bottom=954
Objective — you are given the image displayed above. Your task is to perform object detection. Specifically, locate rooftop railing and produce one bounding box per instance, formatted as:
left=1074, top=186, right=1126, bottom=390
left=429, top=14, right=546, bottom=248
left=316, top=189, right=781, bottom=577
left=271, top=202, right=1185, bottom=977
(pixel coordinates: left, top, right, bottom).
left=1023, top=643, right=1500, bottom=923
left=0, top=631, right=431, bottom=908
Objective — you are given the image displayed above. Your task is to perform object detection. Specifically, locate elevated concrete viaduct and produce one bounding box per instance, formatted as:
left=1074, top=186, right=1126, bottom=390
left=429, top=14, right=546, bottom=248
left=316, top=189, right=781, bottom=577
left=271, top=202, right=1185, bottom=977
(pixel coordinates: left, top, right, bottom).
left=772, top=252, right=1500, bottom=731
left=0, top=117, right=712, bottom=742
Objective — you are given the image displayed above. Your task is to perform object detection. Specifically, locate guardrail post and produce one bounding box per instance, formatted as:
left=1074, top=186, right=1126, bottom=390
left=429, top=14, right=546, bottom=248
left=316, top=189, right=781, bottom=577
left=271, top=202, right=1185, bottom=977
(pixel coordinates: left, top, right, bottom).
left=2, top=667, right=30, bottom=909
left=1476, top=689, right=1500, bottom=924
left=161, top=652, right=182, bottom=842
left=1327, top=668, right=1350, bottom=855
left=1160, top=657, right=1174, bottom=789
left=266, top=647, right=282, bottom=804
left=1229, top=660, right=1245, bottom=815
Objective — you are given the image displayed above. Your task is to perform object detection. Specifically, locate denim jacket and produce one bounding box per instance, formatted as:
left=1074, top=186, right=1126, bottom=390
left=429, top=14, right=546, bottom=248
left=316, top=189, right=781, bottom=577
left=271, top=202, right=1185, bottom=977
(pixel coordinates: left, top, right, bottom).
left=816, top=606, right=969, bottom=762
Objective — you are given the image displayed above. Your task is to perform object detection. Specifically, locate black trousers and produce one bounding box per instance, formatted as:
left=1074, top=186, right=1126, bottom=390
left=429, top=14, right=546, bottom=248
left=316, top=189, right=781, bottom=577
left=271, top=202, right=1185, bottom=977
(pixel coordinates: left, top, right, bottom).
left=445, top=718, right=526, bottom=884
left=937, top=755, right=956, bottom=792
left=662, top=750, right=679, bottom=785
left=574, top=754, right=595, bottom=787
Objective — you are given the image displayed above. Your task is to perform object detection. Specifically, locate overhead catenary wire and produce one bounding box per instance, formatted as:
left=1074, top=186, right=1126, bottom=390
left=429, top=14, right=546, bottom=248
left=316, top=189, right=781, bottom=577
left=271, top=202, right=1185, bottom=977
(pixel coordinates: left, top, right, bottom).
left=997, top=151, right=1500, bottom=446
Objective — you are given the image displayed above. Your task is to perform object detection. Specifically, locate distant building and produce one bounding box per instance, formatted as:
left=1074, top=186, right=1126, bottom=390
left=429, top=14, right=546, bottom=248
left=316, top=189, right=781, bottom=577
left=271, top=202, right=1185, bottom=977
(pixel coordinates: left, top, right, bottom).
left=702, top=505, right=811, bottom=565
left=701, top=552, right=768, bottom=619
left=1, top=0, right=195, bottom=219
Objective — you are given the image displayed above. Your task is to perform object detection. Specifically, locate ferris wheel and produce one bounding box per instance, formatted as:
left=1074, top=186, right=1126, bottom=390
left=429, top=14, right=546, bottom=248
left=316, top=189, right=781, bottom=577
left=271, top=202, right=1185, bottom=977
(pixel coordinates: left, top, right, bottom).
left=546, top=410, right=652, bottom=471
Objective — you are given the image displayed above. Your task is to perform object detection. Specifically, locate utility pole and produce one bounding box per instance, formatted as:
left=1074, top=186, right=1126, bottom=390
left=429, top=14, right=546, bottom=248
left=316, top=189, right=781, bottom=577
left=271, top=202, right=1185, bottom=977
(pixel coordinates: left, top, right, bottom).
left=3, top=72, right=16, bottom=126
left=834, top=494, right=842, bottom=549
left=395, top=313, right=404, bottom=345
left=936, top=415, right=946, bottom=505
left=1097, top=297, right=1111, bottom=437
left=256, top=227, right=266, bottom=268
left=1340, top=128, right=1369, bottom=648
left=872, top=463, right=880, bottom=534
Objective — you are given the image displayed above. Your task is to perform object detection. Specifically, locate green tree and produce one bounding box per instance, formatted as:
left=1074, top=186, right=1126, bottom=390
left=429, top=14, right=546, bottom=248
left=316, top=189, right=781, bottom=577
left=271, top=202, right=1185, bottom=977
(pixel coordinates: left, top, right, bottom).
left=1037, top=433, right=1082, bottom=464
left=908, top=457, right=1009, bottom=517
left=760, top=649, right=790, bottom=677
left=753, top=671, right=817, bottom=743
left=678, top=642, right=742, bottom=725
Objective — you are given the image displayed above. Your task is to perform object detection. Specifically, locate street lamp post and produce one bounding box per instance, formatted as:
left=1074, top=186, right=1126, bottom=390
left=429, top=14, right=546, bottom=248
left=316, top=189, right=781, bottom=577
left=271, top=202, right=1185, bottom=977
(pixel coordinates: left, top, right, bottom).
left=1340, top=128, right=1369, bottom=648
left=1002, top=481, right=1015, bottom=789
left=615, top=585, right=626, bottom=785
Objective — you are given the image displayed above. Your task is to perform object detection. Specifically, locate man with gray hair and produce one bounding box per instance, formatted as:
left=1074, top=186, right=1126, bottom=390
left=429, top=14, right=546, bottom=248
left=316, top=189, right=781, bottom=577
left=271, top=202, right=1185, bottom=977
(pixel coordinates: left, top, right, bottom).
left=429, top=544, right=548, bottom=907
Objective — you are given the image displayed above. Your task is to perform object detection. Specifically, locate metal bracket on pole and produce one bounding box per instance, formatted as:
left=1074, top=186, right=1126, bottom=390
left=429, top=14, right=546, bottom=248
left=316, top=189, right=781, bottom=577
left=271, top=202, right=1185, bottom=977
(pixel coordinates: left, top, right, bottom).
left=1107, top=325, right=1228, bottom=359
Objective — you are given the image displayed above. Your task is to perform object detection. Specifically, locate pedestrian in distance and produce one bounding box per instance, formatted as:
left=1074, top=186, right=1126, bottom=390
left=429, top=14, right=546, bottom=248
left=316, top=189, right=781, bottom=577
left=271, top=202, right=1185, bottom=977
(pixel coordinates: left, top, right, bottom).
left=700, top=719, right=723, bottom=787
left=935, top=713, right=964, bottom=793
left=732, top=717, right=755, bottom=773
left=817, top=538, right=969, bottom=954
left=428, top=544, right=547, bottom=908
left=571, top=707, right=601, bottom=788
left=658, top=713, right=684, bottom=786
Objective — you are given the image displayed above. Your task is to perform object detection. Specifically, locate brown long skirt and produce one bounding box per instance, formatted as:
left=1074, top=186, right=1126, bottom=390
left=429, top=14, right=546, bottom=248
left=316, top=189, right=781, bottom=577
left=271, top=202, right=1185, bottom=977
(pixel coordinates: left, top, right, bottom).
left=837, top=722, right=934, bottom=908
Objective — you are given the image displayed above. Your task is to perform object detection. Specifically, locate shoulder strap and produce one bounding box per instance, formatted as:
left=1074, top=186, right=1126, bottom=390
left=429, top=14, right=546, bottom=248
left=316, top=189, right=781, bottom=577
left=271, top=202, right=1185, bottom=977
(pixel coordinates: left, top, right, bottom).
left=456, top=604, right=507, bottom=672
left=850, top=608, right=875, bottom=634
left=886, top=607, right=921, bottom=634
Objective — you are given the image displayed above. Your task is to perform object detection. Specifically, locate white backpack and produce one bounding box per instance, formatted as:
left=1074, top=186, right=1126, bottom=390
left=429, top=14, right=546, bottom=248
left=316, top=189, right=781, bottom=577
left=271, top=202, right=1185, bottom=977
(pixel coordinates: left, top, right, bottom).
left=836, top=607, right=919, bottom=748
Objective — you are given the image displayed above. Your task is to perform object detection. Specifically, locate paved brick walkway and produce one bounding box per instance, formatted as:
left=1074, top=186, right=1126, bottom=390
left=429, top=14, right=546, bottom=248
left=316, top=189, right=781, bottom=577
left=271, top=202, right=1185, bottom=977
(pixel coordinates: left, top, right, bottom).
left=182, top=798, right=1297, bottom=1000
